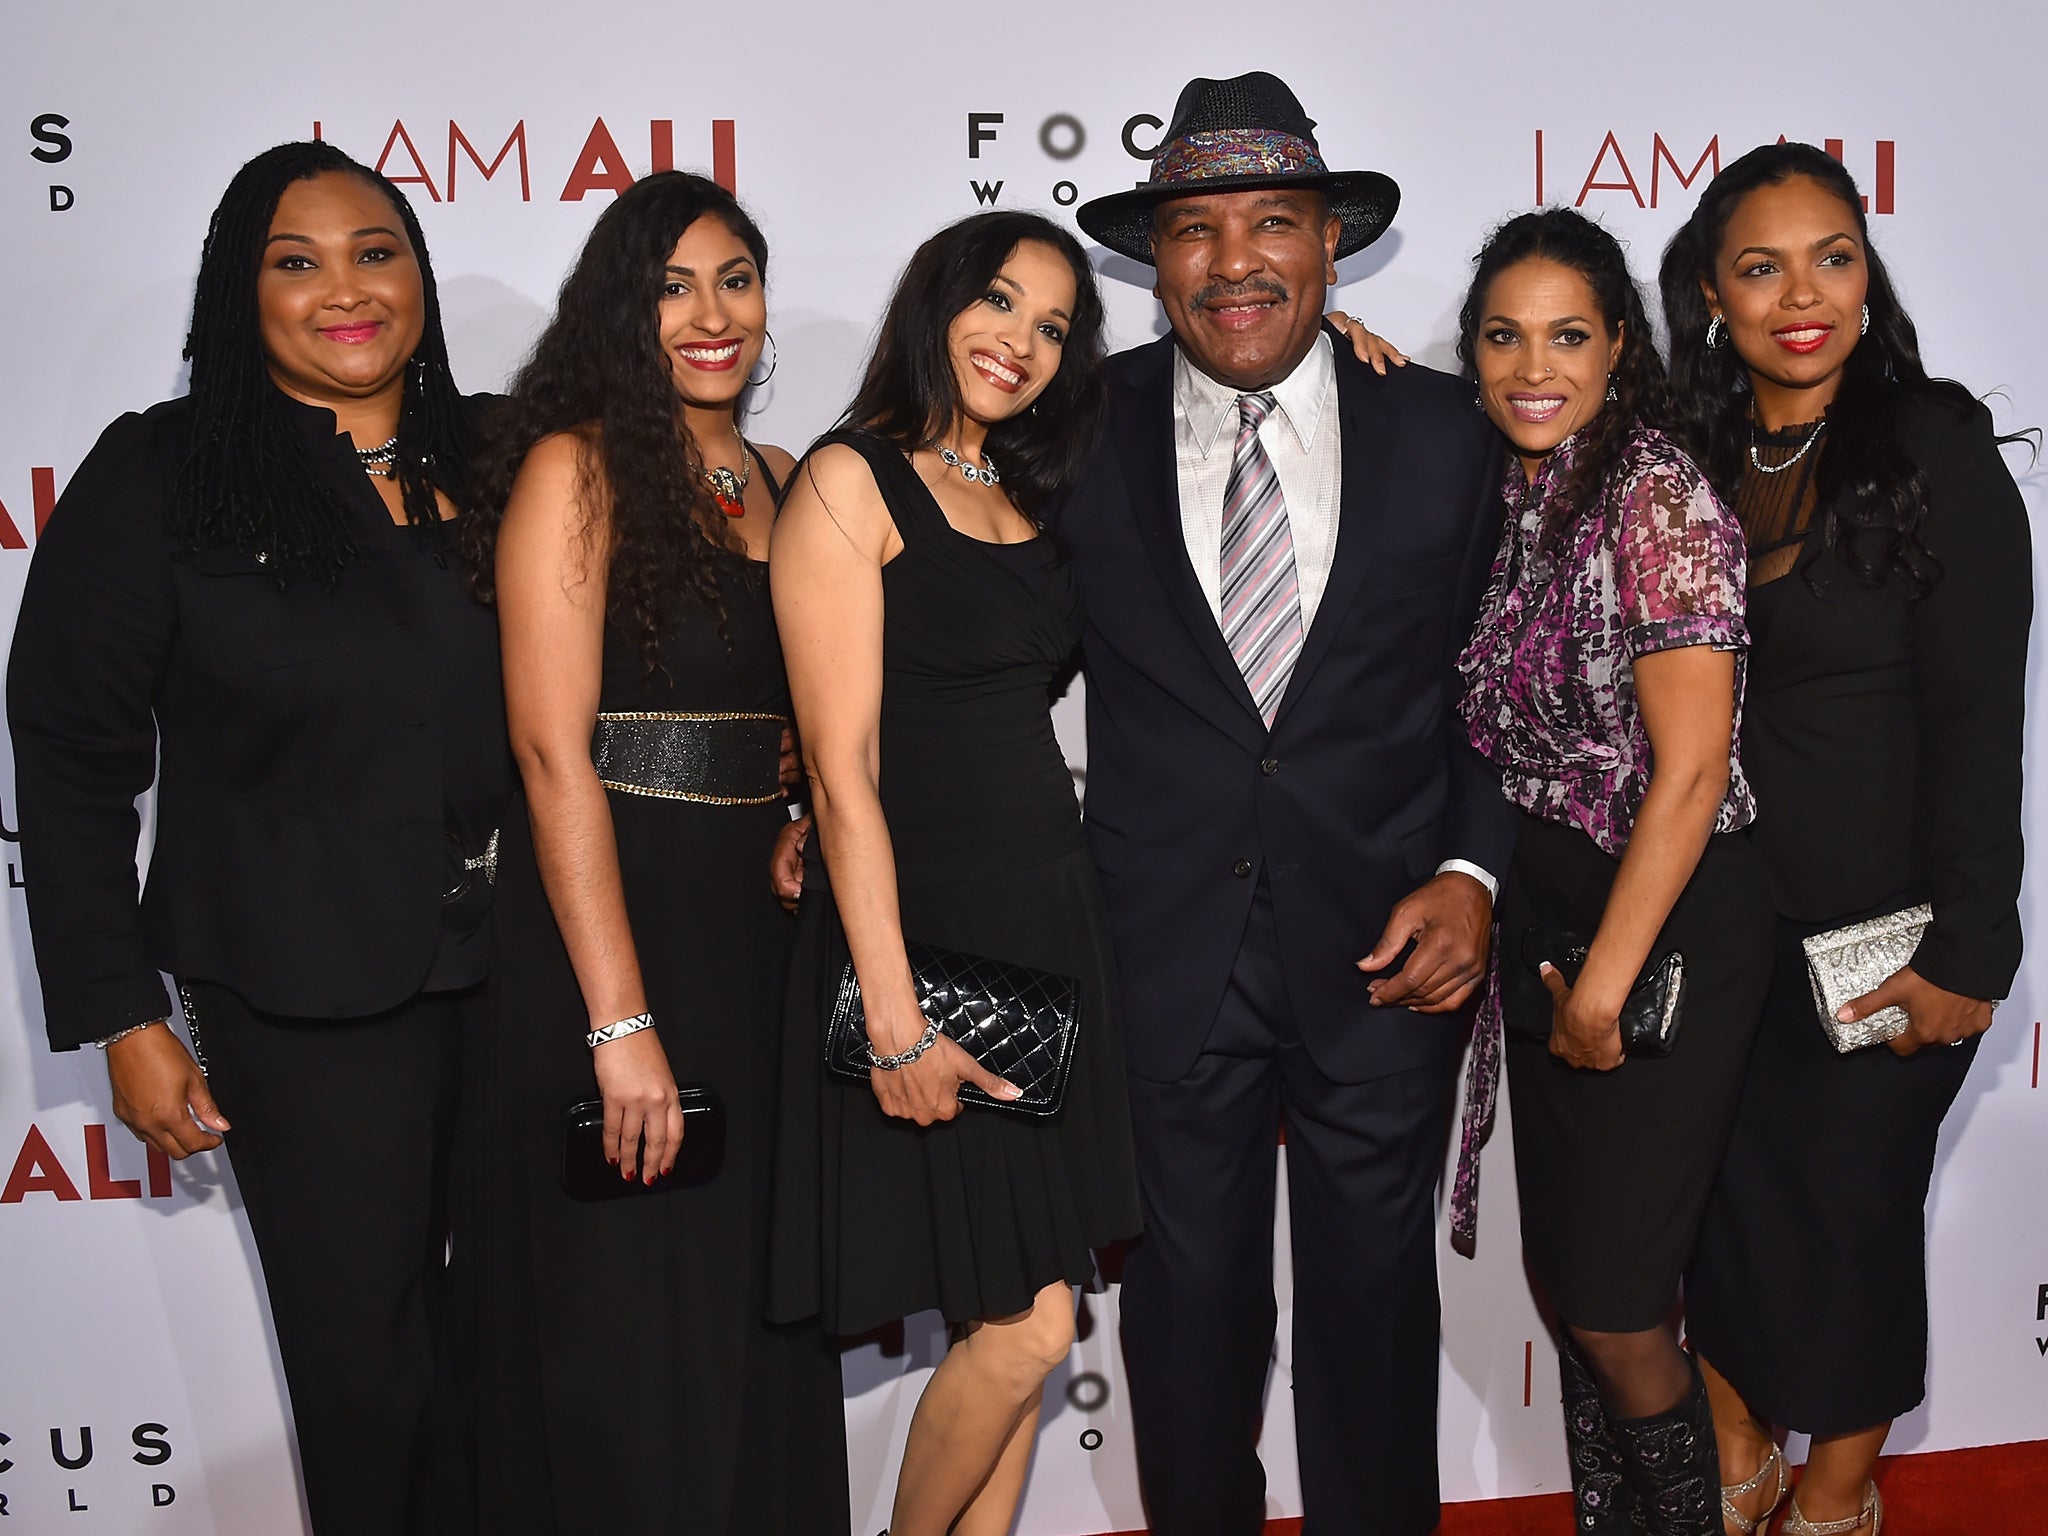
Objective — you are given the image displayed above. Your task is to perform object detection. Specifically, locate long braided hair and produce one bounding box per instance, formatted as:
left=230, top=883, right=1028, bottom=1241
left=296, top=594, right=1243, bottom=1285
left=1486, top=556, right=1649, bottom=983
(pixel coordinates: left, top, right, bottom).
left=171, top=141, right=470, bottom=582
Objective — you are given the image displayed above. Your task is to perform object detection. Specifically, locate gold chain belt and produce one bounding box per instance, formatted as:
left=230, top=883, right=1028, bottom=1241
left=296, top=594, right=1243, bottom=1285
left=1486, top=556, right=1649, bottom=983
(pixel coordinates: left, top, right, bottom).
left=591, top=711, right=787, bottom=806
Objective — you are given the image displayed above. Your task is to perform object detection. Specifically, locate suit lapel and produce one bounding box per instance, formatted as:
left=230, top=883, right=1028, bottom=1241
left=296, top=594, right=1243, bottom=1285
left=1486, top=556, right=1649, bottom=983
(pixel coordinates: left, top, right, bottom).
left=1270, top=340, right=1393, bottom=728
left=1114, top=337, right=1268, bottom=735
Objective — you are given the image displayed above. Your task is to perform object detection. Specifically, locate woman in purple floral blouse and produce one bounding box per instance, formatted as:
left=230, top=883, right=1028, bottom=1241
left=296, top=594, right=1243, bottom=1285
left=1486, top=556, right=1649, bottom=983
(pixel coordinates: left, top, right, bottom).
left=1454, top=209, right=1774, bottom=1536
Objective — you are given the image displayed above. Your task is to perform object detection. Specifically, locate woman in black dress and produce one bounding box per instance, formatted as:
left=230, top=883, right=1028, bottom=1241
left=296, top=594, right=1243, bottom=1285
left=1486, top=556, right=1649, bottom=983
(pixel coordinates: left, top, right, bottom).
left=1662, top=144, right=2030, bottom=1536
left=769, top=210, right=1141, bottom=1536
left=9, top=141, right=503, bottom=1533
left=457, top=171, right=846, bottom=1534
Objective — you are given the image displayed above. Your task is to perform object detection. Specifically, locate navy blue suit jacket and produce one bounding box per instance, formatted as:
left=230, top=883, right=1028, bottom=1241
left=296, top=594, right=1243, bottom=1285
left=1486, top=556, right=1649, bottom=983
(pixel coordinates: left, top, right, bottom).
left=1053, top=327, right=1515, bottom=1084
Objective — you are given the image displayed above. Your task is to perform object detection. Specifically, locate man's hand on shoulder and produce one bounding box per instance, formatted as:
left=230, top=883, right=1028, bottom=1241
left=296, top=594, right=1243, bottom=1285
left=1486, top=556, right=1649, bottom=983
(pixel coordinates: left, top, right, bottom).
left=1356, top=870, right=1493, bottom=1014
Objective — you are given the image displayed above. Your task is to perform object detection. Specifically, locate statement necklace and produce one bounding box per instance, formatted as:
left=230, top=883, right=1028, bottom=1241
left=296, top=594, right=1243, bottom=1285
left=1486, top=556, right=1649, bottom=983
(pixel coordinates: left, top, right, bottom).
left=1749, top=414, right=1827, bottom=476
left=696, top=438, right=751, bottom=517
left=355, top=435, right=400, bottom=479
left=935, top=443, right=1001, bottom=487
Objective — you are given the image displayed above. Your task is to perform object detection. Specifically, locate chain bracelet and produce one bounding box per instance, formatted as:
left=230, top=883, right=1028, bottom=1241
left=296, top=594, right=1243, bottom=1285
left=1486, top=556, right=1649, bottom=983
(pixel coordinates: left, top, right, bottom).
left=867, top=1016, right=941, bottom=1071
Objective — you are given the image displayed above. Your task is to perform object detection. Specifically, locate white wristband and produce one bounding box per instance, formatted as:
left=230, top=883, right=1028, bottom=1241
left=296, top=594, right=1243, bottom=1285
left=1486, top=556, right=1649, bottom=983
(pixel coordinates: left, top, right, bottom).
left=586, top=1012, right=656, bottom=1049
left=1436, top=858, right=1499, bottom=901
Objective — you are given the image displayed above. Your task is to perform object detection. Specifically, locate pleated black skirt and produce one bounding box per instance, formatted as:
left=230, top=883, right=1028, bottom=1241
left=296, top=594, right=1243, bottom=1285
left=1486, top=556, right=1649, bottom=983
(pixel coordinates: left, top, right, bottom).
left=1684, top=909, right=1982, bottom=1434
left=1500, top=813, right=1773, bottom=1332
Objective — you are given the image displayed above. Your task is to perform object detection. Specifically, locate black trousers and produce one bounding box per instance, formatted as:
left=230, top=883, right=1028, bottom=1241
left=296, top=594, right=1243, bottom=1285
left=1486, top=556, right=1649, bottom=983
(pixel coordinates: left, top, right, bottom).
left=1119, top=882, right=1459, bottom=1536
left=184, top=978, right=472, bottom=1536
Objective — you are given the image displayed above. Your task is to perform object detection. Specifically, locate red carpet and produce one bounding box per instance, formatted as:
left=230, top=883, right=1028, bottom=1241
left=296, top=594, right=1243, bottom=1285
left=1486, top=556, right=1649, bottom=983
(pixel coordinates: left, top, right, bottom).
left=1105, top=1437, right=2048, bottom=1534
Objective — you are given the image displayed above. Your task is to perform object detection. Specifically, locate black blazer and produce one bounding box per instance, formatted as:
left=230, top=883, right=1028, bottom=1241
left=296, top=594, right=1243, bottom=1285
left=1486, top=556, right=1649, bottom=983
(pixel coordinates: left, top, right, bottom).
left=1052, top=328, right=1515, bottom=1084
left=9, top=392, right=509, bottom=1048
left=1742, top=392, right=2030, bottom=1000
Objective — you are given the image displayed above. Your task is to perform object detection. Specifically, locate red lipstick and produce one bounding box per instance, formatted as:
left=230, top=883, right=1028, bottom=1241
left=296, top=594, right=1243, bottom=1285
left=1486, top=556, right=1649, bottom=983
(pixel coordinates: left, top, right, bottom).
left=1770, top=321, right=1834, bottom=355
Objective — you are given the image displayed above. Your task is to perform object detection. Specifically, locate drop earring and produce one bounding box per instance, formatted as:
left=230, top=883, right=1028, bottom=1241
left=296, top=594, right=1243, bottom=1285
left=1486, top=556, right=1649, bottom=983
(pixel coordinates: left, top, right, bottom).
left=1605, top=378, right=1619, bottom=404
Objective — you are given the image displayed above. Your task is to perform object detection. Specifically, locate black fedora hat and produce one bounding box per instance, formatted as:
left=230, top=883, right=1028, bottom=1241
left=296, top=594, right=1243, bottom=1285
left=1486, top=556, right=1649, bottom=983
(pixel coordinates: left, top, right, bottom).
left=1075, top=71, right=1400, bottom=265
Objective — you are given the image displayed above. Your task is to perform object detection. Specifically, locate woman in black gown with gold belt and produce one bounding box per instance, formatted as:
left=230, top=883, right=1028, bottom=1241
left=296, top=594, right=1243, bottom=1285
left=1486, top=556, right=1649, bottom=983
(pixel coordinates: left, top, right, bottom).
left=769, top=211, right=1141, bottom=1536
left=457, top=171, right=846, bottom=1535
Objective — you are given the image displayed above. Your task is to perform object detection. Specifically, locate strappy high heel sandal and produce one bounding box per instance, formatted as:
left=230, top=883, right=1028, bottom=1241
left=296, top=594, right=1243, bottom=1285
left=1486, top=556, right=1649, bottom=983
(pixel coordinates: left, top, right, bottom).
left=1780, top=1480, right=1882, bottom=1536
left=1719, top=1442, right=1786, bottom=1534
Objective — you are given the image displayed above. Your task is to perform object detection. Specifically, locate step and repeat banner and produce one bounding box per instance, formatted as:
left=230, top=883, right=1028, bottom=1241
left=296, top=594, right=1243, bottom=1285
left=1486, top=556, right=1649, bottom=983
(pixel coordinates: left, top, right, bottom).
left=5, top=3, right=2046, bottom=1530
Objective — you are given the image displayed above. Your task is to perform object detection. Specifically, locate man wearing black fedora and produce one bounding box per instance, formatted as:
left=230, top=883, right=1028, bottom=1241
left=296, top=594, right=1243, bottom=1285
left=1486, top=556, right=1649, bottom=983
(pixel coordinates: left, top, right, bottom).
left=1059, top=72, right=1514, bottom=1533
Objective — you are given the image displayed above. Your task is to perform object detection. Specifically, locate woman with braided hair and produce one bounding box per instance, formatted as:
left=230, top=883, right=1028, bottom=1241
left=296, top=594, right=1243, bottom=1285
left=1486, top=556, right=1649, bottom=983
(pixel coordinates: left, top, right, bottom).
left=9, top=140, right=505, bottom=1533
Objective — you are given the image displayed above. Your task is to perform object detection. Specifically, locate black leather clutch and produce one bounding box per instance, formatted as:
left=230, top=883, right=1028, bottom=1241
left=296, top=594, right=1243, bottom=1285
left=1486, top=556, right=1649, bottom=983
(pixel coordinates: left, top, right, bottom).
left=825, top=943, right=1080, bottom=1116
left=1505, top=927, right=1686, bottom=1058
left=559, top=1085, right=725, bottom=1200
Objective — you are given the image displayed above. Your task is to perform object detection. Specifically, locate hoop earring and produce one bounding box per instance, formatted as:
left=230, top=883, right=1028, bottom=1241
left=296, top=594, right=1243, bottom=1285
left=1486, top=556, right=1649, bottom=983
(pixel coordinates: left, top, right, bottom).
left=1705, top=315, right=1726, bottom=350
left=1859, top=303, right=1870, bottom=336
left=749, top=330, right=778, bottom=388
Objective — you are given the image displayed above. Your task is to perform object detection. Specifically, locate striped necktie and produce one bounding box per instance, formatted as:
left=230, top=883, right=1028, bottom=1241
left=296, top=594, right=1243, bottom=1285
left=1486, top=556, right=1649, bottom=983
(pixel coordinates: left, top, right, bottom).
left=1220, top=392, right=1303, bottom=726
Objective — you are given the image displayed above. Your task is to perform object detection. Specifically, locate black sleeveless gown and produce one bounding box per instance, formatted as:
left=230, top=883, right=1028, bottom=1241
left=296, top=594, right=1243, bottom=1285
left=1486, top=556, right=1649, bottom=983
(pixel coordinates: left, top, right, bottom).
left=458, top=517, right=849, bottom=1533
left=768, top=432, right=1142, bottom=1334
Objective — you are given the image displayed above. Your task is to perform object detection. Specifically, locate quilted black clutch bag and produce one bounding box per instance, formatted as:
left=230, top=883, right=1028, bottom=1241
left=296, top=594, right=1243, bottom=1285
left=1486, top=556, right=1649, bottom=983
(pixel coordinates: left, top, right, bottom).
left=1504, top=926, right=1686, bottom=1058
left=825, top=943, right=1081, bottom=1117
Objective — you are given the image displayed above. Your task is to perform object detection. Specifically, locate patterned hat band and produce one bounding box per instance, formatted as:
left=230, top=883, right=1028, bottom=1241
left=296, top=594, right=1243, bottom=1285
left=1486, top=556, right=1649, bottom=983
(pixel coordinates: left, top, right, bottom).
left=1149, top=128, right=1331, bottom=188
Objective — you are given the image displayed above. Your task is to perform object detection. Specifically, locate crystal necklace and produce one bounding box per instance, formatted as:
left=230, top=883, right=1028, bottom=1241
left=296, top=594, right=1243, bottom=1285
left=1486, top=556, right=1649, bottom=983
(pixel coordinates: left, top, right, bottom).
left=696, top=436, right=752, bottom=517
left=355, top=435, right=400, bottom=479
left=1749, top=413, right=1827, bottom=476
left=935, top=443, right=1001, bottom=487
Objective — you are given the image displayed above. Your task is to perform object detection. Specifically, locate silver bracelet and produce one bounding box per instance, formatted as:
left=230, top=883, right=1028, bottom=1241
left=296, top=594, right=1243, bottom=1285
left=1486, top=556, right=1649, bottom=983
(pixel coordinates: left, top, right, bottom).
left=867, top=1017, right=942, bottom=1071
left=586, top=1012, right=656, bottom=1049
left=92, top=1020, right=162, bottom=1049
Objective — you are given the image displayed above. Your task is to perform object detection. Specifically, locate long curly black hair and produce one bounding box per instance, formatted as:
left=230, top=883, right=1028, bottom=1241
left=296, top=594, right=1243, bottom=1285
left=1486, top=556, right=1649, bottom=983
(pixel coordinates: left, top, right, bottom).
left=173, top=141, right=470, bottom=582
left=1659, top=141, right=1980, bottom=593
left=838, top=210, right=1108, bottom=518
left=1456, top=206, right=1666, bottom=542
left=465, top=171, right=767, bottom=670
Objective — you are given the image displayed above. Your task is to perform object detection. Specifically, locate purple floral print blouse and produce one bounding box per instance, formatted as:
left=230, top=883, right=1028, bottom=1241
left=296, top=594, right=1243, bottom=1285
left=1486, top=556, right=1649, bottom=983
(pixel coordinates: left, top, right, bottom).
left=1455, top=423, right=1757, bottom=855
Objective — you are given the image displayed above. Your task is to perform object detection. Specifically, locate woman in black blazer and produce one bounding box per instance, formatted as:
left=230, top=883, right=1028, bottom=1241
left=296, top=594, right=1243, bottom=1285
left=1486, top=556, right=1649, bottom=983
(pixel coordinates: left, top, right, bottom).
left=1661, top=144, right=2029, bottom=1536
left=8, top=141, right=506, bottom=1534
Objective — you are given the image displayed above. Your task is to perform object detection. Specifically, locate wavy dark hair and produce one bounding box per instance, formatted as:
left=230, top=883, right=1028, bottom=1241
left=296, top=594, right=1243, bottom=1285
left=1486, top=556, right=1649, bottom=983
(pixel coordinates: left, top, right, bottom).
left=838, top=211, right=1108, bottom=517
left=173, top=141, right=470, bottom=582
left=1456, top=207, right=1666, bottom=541
left=1659, top=141, right=1982, bottom=593
left=466, top=171, right=767, bottom=669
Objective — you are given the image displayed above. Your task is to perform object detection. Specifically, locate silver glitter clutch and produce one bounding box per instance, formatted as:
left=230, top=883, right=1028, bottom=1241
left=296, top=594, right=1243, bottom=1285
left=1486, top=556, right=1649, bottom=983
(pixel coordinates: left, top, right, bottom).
left=1803, top=904, right=1931, bottom=1052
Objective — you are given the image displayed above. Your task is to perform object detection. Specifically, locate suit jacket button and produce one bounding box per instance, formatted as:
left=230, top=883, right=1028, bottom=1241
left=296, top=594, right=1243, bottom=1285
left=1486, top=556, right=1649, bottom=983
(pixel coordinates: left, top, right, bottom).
left=1233, top=859, right=1254, bottom=878
left=1260, top=758, right=1280, bottom=776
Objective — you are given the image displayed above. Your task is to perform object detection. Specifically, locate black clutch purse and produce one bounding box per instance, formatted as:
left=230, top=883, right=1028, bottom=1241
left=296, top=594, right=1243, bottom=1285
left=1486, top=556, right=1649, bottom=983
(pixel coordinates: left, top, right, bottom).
left=825, top=943, right=1080, bottom=1116
left=1504, top=927, right=1686, bottom=1058
left=559, top=1085, right=725, bottom=1200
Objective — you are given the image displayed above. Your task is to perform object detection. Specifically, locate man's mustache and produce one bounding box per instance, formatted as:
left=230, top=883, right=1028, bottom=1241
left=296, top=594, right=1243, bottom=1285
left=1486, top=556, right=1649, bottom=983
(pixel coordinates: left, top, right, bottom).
left=1189, top=277, right=1289, bottom=309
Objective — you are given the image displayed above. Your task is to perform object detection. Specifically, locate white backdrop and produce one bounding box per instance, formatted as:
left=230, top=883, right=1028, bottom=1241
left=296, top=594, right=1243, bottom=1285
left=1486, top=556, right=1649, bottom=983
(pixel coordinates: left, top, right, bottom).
left=4, top=4, right=2046, bottom=1531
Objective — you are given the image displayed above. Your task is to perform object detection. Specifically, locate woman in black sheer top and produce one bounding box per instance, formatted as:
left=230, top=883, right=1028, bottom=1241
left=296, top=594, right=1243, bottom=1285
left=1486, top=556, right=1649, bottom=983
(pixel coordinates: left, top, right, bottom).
left=1661, top=143, right=2030, bottom=1536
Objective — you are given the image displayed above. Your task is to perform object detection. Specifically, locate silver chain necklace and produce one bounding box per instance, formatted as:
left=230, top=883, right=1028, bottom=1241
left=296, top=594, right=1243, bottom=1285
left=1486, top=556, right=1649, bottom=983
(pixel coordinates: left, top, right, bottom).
left=355, top=435, right=401, bottom=479
left=935, top=443, right=1001, bottom=487
left=1749, top=415, right=1826, bottom=476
